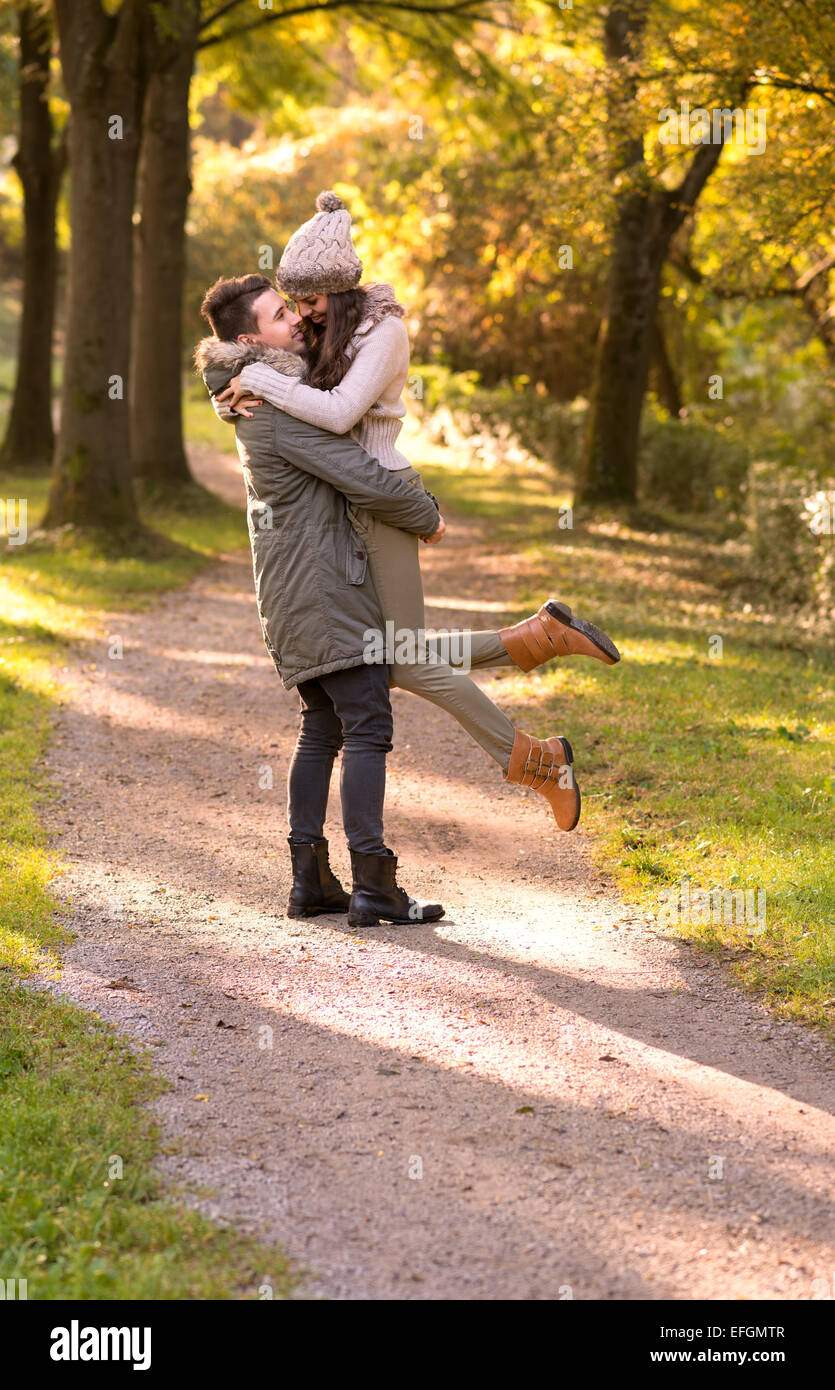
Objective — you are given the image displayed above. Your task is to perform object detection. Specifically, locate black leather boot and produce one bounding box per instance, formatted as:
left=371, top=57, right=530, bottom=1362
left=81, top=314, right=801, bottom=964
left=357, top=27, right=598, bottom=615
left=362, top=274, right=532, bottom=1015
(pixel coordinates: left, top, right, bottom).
left=287, top=837, right=350, bottom=918
left=347, top=849, right=445, bottom=928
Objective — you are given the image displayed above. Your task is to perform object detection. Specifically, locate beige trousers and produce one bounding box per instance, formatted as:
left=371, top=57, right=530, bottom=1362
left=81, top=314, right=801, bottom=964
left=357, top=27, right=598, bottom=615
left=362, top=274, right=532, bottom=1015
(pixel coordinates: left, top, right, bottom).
left=350, top=466, right=518, bottom=770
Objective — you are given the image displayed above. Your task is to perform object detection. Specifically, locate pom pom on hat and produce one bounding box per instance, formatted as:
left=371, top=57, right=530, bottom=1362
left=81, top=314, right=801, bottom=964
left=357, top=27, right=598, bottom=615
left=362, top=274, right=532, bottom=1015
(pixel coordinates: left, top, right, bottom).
left=316, top=190, right=344, bottom=213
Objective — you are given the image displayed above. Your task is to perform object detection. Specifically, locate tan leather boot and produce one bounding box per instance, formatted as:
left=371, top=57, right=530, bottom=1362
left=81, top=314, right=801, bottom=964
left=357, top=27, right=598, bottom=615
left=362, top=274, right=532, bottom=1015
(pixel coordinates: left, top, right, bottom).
left=499, top=600, right=620, bottom=669
left=503, top=730, right=581, bottom=831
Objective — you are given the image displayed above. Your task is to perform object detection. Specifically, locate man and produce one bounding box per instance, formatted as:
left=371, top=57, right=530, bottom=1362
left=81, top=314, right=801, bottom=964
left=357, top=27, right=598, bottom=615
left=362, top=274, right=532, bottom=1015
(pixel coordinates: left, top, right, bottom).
left=196, top=273, right=444, bottom=928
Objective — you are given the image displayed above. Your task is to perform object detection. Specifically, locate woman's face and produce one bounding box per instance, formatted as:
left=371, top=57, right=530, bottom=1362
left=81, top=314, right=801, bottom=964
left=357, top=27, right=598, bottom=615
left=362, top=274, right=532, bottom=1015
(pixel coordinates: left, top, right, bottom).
left=293, top=293, right=329, bottom=325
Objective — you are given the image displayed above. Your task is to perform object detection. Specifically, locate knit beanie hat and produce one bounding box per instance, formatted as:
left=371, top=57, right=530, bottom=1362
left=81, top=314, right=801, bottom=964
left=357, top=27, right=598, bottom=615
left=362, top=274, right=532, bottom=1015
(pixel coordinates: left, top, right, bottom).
left=275, top=191, right=364, bottom=298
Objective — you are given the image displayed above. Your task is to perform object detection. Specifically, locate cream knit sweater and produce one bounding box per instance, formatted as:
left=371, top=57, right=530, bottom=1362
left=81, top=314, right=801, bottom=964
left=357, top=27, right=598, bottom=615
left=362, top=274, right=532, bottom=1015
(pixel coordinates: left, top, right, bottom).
left=236, top=284, right=412, bottom=471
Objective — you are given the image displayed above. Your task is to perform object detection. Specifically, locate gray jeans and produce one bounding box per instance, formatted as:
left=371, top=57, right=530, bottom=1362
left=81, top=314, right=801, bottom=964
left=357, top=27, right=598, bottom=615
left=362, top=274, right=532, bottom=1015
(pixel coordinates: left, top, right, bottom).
left=288, top=662, right=393, bottom=854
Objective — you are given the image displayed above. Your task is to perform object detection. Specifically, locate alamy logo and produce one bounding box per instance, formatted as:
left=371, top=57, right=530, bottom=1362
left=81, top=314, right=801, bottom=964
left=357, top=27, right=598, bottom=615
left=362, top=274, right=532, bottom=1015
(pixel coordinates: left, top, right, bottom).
left=805, top=490, right=835, bottom=535
left=656, top=875, right=766, bottom=933
left=0, top=498, right=27, bottom=545
left=363, top=622, right=473, bottom=672
left=658, top=101, right=767, bottom=155
left=50, top=1322, right=151, bottom=1370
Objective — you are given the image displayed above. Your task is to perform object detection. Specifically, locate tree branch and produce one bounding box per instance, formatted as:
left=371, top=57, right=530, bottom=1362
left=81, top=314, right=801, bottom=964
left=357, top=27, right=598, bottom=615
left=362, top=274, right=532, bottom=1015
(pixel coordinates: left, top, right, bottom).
left=671, top=247, right=835, bottom=305
left=198, top=0, right=493, bottom=50
left=750, top=74, right=835, bottom=108
left=199, top=0, right=249, bottom=31
left=795, top=251, right=835, bottom=291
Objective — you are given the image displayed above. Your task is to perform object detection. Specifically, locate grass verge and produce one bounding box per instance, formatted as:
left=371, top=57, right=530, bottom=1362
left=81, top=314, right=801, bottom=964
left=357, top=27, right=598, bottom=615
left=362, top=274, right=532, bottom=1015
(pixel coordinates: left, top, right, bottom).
left=0, top=462, right=296, bottom=1299
left=415, top=439, right=835, bottom=1035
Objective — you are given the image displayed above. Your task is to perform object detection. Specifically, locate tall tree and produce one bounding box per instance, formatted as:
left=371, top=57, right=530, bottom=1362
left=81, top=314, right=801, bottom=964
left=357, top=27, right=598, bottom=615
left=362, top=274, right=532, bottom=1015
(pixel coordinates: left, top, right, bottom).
left=130, top=0, right=200, bottom=485
left=45, top=0, right=150, bottom=532
left=1, top=1, right=66, bottom=472
left=578, top=1, right=737, bottom=505
left=578, top=0, right=835, bottom=505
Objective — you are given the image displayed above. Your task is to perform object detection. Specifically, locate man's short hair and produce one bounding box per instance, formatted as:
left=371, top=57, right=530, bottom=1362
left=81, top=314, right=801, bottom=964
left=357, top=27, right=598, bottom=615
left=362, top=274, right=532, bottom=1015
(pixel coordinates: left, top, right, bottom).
left=200, top=274, right=273, bottom=340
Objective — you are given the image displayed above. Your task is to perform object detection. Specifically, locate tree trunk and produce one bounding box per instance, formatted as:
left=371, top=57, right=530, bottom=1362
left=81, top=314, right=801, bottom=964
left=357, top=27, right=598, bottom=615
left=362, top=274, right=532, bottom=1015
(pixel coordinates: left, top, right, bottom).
left=0, top=4, right=65, bottom=471
left=581, top=194, right=664, bottom=504
left=131, top=3, right=200, bottom=485
left=578, top=2, right=731, bottom=505
left=45, top=0, right=148, bottom=533
left=578, top=1, right=652, bottom=505
left=650, top=312, right=683, bottom=417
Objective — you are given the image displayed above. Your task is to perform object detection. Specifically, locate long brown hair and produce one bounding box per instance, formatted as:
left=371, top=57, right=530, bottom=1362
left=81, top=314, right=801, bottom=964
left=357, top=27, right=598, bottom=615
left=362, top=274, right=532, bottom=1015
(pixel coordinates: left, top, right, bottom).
left=302, top=287, right=367, bottom=391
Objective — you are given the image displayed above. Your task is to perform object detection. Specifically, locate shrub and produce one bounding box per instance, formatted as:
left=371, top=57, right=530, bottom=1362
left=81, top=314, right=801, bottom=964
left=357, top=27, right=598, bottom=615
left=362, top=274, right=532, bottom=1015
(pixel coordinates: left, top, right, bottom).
left=411, top=368, right=833, bottom=623
left=744, top=460, right=835, bottom=611
left=638, top=409, right=750, bottom=515
left=412, top=364, right=587, bottom=477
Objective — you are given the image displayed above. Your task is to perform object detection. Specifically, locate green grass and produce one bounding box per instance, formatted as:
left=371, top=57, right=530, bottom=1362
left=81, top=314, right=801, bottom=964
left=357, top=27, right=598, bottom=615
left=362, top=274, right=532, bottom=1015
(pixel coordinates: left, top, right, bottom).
left=0, top=460, right=294, bottom=1299
left=183, top=373, right=235, bottom=451
left=416, top=441, right=835, bottom=1034
left=0, top=985, right=295, bottom=1298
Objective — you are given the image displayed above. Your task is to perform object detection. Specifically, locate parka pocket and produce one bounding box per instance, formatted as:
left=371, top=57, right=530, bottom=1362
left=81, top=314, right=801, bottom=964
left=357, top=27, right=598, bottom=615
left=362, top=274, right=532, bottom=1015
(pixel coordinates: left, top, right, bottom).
left=345, top=500, right=371, bottom=538
left=346, top=531, right=368, bottom=586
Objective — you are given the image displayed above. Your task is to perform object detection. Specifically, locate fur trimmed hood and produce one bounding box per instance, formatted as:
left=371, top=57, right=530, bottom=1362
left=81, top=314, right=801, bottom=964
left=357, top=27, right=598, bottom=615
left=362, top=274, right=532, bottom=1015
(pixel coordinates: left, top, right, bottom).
left=355, top=281, right=405, bottom=335
left=193, top=336, right=305, bottom=382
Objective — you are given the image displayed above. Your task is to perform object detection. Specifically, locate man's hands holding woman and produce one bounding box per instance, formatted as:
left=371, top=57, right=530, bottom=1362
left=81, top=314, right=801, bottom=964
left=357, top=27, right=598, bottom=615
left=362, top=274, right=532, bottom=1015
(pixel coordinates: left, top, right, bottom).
left=421, top=512, right=446, bottom=544
left=217, top=374, right=262, bottom=417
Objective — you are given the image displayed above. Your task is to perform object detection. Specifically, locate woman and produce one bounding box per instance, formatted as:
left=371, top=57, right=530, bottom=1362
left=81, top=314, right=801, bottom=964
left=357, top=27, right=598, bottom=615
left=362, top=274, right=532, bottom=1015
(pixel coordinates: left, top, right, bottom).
left=216, top=192, right=621, bottom=831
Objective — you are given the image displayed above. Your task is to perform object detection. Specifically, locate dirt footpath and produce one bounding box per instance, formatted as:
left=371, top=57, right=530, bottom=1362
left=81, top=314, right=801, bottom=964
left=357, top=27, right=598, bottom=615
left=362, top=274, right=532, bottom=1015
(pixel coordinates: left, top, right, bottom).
left=39, top=446, right=835, bottom=1300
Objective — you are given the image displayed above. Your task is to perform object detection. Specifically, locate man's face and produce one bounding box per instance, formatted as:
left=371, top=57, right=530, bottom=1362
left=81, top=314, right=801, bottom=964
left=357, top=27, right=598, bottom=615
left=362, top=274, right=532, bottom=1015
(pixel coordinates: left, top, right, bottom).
left=293, top=293, right=329, bottom=325
left=241, top=289, right=304, bottom=352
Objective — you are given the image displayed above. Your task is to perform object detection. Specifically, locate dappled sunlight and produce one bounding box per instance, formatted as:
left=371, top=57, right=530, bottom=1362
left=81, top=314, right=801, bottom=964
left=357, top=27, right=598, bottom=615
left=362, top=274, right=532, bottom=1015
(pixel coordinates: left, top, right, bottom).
left=0, top=927, right=59, bottom=976
left=423, top=594, right=516, bottom=615
left=51, top=906, right=835, bottom=1285
left=52, top=802, right=835, bottom=1123
left=151, top=648, right=265, bottom=667
left=65, top=682, right=236, bottom=743
left=0, top=576, right=94, bottom=645
left=32, top=459, right=835, bottom=1299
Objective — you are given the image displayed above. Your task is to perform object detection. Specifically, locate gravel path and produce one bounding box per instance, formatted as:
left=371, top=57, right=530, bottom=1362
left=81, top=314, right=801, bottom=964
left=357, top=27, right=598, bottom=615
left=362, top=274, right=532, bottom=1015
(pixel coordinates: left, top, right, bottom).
left=39, top=445, right=835, bottom=1300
